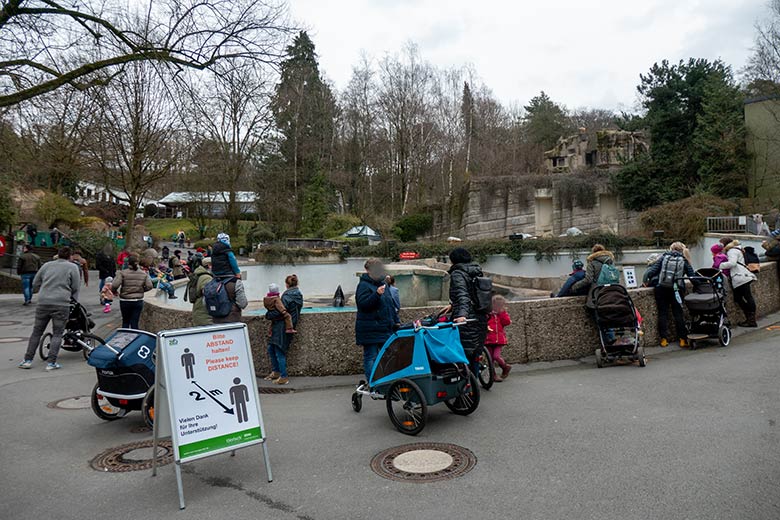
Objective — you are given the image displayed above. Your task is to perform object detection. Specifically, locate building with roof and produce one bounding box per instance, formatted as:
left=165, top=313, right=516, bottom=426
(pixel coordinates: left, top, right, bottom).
left=157, top=192, right=257, bottom=218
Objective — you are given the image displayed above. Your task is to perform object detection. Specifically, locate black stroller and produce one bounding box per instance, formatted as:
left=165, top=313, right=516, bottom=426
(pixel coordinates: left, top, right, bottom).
left=592, top=285, right=646, bottom=368
left=38, top=300, right=101, bottom=361
left=683, top=268, right=731, bottom=348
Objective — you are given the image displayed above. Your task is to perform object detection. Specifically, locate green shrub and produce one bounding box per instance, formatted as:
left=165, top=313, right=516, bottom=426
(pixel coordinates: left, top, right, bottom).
left=35, top=192, right=80, bottom=227
left=246, top=222, right=276, bottom=248
left=392, top=213, right=433, bottom=242
left=640, top=194, right=737, bottom=245
left=64, top=229, right=115, bottom=266
left=321, top=213, right=362, bottom=239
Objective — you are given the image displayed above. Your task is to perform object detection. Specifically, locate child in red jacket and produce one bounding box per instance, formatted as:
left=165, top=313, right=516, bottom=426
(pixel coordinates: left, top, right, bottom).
left=485, top=295, right=512, bottom=382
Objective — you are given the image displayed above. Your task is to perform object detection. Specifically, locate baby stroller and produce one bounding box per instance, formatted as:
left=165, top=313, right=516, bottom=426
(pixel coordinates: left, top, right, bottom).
left=87, top=329, right=157, bottom=427
left=592, top=285, right=645, bottom=368
left=38, top=300, right=100, bottom=361
left=351, top=317, right=480, bottom=436
left=683, top=268, right=731, bottom=348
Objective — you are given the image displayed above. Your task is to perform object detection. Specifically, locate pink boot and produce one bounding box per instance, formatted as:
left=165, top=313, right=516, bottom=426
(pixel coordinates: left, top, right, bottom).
left=103, top=303, right=111, bottom=313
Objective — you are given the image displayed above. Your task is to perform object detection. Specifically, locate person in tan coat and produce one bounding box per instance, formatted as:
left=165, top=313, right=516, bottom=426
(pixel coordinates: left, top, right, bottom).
left=112, top=254, right=153, bottom=329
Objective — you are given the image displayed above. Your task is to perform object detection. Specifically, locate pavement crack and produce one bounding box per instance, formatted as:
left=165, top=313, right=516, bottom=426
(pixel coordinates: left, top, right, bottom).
left=182, top=466, right=314, bottom=520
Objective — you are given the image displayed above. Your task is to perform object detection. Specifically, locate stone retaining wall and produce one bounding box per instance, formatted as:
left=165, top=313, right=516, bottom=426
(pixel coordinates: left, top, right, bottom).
left=140, top=262, right=780, bottom=377
left=0, top=271, right=22, bottom=294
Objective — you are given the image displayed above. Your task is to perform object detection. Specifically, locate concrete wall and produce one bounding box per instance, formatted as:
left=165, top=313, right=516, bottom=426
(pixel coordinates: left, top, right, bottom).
left=0, top=271, right=22, bottom=294
left=459, top=180, right=640, bottom=240
left=140, top=262, right=780, bottom=377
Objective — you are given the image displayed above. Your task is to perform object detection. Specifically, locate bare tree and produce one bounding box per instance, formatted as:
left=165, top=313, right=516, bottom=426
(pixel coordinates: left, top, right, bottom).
left=182, top=61, right=272, bottom=238
left=90, top=60, right=180, bottom=246
left=0, top=0, right=293, bottom=107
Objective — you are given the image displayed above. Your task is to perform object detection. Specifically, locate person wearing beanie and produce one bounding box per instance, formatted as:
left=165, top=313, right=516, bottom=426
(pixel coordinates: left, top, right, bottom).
left=100, top=276, right=115, bottom=313
left=554, top=259, right=588, bottom=297
left=719, top=237, right=758, bottom=327
left=448, top=247, right=489, bottom=366
left=211, top=232, right=241, bottom=278
left=263, top=283, right=296, bottom=334
left=264, top=275, right=304, bottom=385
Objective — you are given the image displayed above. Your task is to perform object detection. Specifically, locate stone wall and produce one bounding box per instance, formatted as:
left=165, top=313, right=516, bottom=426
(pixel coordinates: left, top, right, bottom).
left=141, top=262, right=780, bottom=377
left=0, top=271, right=22, bottom=294
left=458, top=180, right=640, bottom=240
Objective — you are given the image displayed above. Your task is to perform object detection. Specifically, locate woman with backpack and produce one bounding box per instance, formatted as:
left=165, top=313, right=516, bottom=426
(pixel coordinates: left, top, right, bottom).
left=571, top=244, right=617, bottom=295
left=644, top=242, right=696, bottom=347
left=189, top=257, right=214, bottom=327
left=719, top=238, right=758, bottom=328
left=448, top=247, right=490, bottom=368
left=111, top=254, right=153, bottom=329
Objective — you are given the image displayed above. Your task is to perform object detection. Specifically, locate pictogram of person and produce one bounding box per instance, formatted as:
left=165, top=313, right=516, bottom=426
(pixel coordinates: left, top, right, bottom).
left=229, top=377, right=250, bottom=423
left=181, top=348, right=196, bottom=380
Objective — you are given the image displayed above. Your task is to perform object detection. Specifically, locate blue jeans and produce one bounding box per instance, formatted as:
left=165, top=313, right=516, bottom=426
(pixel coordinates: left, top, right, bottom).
left=267, top=344, right=288, bottom=378
left=21, top=273, right=35, bottom=303
left=158, top=281, right=175, bottom=297
left=361, top=344, right=381, bottom=381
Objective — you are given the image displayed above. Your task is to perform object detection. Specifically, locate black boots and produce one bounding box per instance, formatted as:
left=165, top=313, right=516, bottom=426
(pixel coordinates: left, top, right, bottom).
left=738, top=312, right=758, bottom=328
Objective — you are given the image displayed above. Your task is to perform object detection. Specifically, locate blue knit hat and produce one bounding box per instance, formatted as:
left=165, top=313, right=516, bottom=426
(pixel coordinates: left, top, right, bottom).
left=217, top=232, right=230, bottom=245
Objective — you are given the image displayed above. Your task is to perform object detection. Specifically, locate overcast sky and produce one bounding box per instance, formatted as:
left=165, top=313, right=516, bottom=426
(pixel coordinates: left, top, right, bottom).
left=288, top=0, right=766, bottom=112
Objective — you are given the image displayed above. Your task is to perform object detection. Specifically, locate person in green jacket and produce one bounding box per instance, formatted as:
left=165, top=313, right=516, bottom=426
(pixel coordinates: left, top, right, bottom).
left=191, top=257, right=214, bottom=327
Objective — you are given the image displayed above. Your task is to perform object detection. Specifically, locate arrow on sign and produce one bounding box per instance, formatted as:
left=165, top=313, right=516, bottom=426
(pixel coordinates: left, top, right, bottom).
left=192, top=381, right=234, bottom=415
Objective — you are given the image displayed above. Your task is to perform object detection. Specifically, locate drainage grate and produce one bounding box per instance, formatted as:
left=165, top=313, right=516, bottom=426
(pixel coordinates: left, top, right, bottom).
left=90, top=440, right=173, bottom=472
left=47, top=396, right=91, bottom=410
left=370, top=442, right=476, bottom=483
left=258, top=387, right=294, bottom=394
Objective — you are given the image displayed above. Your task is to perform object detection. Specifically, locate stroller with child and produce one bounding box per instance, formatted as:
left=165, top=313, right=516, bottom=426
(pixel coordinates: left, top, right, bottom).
left=592, top=285, right=646, bottom=368
left=682, top=268, right=731, bottom=348
left=87, top=329, right=157, bottom=426
left=38, top=300, right=101, bottom=361
left=351, top=313, right=480, bottom=436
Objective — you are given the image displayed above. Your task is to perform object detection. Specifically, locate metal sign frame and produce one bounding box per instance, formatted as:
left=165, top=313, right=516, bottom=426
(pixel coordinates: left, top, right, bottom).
left=151, top=322, right=272, bottom=510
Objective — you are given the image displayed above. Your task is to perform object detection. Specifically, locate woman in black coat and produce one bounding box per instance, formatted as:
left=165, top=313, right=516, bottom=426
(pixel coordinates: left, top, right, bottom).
left=448, top=247, right=488, bottom=364
left=355, top=258, right=398, bottom=380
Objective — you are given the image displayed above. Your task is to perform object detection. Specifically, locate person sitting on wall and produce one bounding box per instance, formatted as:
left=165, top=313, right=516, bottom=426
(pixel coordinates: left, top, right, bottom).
left=552, top=260, right=588, bottom=297
left=570, top=244, right=615, bottom=295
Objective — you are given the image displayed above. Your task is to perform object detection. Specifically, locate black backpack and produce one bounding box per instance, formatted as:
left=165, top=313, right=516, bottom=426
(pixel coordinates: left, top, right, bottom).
left=183, top=271, right=209, bottom=303
left=658, top=254, right=685, bottom=288
left=470, top=275, right=493, bottom=314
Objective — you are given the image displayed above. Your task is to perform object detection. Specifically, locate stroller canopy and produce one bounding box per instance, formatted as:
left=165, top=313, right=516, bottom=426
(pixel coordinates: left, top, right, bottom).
left=88, top=330, right=157, bottom=371
left=423, top=325, right=469, bottom=365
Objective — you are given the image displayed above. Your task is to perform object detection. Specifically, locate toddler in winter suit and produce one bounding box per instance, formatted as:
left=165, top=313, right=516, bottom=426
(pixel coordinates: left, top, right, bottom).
left=711, top=243, right=730, bottom=277
left=263, top=283, right=296, bottom=333
left=485, top=295, right=512, bottom=382
left=100, top=277, right=115, bottom=313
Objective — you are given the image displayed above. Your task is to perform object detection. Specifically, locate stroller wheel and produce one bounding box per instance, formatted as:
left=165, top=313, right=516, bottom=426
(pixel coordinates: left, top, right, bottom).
left=477, top=346, right=495, bottom=390
left=718, top=326, right=731, bottom=347
left=386, top=379, right=427, bottom=435
left=444, top=372, right=480, bottom=416
left=595, top=349, right=604, bottom=368
left=142, top=388, right=155, bottom=427
left=91, top=383, right=122, bottom=421
left=636, top=346, right=646, bottom=367
left=38, top=332, right=53, bottom=361
left=351, top=392, right=362, bottom=413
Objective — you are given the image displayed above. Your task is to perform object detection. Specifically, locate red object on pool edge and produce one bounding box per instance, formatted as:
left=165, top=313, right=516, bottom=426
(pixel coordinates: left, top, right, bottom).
left=399, top=251, right=420, bottom=260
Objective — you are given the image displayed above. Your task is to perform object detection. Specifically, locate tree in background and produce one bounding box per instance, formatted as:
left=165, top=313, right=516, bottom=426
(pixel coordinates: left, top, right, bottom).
left=613, top=59, right=744, bottom=210
left=35, top=192, right=80, bottom=227
left=0, top=0, right=293, bottom=107
left=271, top=31, right=336, bottom=226
left=523, top=91, right=572, bottom=151
left=300, top=172, right=333, bottom=236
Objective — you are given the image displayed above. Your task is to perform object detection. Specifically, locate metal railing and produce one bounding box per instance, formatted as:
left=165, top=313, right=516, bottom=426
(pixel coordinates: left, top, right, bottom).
left=706, top=216, right=762, bottom=235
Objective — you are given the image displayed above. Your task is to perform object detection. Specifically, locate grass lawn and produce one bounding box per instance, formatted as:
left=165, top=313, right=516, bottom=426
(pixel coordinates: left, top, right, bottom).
left=141, top=218, right=256, bottom=241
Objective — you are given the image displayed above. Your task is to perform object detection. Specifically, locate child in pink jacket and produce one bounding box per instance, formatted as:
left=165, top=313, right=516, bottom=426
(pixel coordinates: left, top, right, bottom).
left=711, top=243, right=730, bottom=277
left=485, top=295, right=512, bottom=382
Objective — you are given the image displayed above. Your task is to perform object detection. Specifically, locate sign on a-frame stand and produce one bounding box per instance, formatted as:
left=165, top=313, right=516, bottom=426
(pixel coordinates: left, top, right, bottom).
left=151, top=322, right=272, bottom=509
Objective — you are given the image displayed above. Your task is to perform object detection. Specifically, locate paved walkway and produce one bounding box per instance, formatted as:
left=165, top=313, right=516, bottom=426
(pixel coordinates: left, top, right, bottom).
left=1, top=288, right=779, bottom=519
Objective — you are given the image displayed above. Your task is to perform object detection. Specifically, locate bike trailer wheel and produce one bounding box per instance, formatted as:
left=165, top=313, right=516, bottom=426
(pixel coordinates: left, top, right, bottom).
left=386, top=379, right=427, bottom=435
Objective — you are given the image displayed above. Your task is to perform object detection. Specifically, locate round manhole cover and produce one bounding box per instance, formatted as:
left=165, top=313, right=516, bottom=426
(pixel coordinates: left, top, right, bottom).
left=0, top=337, right=27, bottom=343
left=370, top=443, right=476, bottom=483
left=47, top=396, right=91, bottom=410
left=90, top=440, right=173, bottom=472
left=0, top=320, right=21, bottom=326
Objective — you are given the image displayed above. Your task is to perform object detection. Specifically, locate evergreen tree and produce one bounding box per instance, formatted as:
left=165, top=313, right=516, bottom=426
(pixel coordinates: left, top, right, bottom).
left=300, top=173, right=333, bottom=237
left=523, top=91, right=571, bottom=150
left=271, top=31, right=337, bottom=228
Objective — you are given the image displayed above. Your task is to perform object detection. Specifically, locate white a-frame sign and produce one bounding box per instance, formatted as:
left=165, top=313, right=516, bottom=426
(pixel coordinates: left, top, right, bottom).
left=152, top=322, right=272, bottom=509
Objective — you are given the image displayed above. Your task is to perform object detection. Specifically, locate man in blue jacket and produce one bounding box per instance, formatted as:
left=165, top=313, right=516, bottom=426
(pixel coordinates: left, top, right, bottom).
left=554, top=260, right=588, bottom=297
left=355, top=258, right=399, bottom=380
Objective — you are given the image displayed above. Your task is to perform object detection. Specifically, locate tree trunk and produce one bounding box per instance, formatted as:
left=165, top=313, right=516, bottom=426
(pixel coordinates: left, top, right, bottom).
left=125, top=198, right=137, bottom=249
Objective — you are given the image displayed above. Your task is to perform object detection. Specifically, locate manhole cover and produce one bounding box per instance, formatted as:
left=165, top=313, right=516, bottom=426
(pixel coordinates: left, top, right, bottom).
left=258, top=387, right=294, bottom=394
left=0, top=320, right=21, bottom=326
left=90, top=440, right=173, bottom=472
left=47, top=396, right=91, bottom=410
left=370, top=443, right=476, bottom=483
left=0, top=337, right=26, bottom=343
